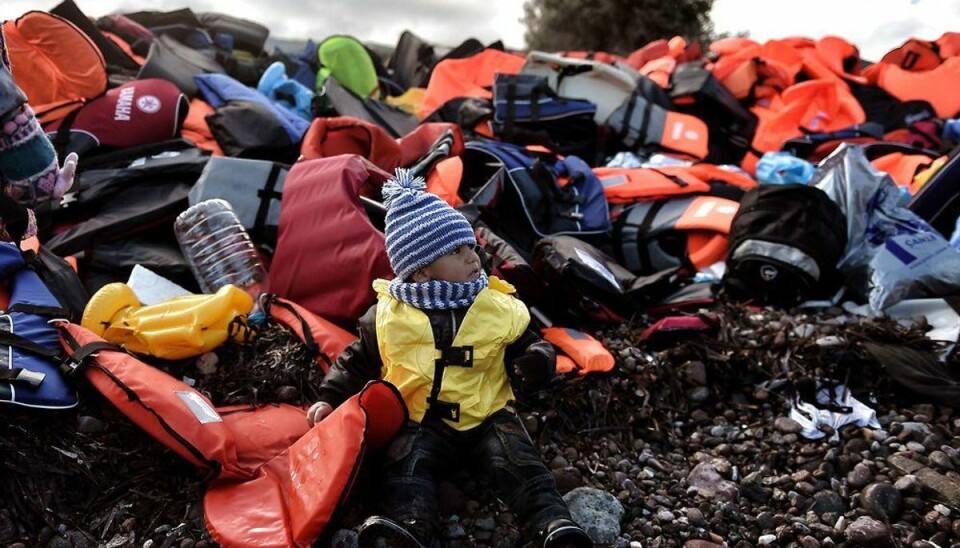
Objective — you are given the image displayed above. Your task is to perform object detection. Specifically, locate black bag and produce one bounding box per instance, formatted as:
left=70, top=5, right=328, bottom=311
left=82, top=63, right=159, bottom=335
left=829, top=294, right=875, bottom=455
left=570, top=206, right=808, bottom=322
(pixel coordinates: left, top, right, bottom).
left=26, top=247, right=90, bottom=323
left=492, top=73, right=599, bottom=163
left=723, top=185, right=847, bottom=307
left=533, top=235, right=680, bottom=323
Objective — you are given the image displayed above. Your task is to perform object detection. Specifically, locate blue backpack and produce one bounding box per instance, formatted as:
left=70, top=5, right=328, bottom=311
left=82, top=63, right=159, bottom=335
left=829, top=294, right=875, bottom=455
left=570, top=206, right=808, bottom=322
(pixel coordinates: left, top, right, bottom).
left=463, top=139, right=611, bottom=254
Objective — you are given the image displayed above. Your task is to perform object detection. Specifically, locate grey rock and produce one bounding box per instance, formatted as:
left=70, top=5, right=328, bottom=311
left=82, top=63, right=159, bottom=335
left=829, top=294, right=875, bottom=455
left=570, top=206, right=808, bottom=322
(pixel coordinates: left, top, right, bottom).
left=563, top=487, right=624, bottom=546
left=893, top=474, right=921, bottom=494
left=859, top=483, right=902, bottom=520
left=808, top=490, right=845, bottom=518
left=76, top=415, right=106, bottom=434
left=687, top=386, right=710, bottom=403
left=330, top=529, right=358, bottom=548
left=655, top=509, right=675, bottom=522
left=684, top=360, right=707, bottom=386
left=553, top=466, right=585, bottom=494
left=916, top=467, right=960, bottom=505
left=756, top=511, right=776, bottom=530
left=886, top=454, right=924, bottom=475
left=846, top=463, right=873, bottom=489
left=775, top=416, right=804, bottom=434
left=687, top=461, right=739, bottom=502
left=686, top=507, right=705, bottom=526
left=929, top=450, right=954, bottom=471
left=475, top=517, right=495, bottom=531
left=741, top=471, right=772, bottom=503
left=844, top=516, right=891, bottom=547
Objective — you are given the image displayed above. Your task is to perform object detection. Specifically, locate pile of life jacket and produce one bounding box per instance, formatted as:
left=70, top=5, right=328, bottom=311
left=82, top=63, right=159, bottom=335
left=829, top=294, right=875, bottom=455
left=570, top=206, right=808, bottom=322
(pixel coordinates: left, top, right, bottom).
left=7, top=1, right=960, bottom=544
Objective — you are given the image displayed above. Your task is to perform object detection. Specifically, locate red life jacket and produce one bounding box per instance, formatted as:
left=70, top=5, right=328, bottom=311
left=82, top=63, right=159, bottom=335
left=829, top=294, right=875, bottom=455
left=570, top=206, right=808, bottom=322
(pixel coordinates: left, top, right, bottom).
left=58, top=322, right=308, bottom=480
left=268, top=155, right=393, bottom=328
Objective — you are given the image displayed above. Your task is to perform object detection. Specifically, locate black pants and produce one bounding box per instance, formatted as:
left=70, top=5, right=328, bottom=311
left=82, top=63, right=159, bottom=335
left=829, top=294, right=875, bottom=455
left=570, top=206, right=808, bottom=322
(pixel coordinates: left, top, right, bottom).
left=381, top=409, right=571, bottom=546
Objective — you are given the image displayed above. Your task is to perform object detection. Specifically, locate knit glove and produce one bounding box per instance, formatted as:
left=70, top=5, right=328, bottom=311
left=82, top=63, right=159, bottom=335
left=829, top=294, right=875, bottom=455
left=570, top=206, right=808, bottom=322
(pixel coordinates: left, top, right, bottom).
left=511, top=347, right=554, bottom=391
left=0, top=104, right=78, bottom=207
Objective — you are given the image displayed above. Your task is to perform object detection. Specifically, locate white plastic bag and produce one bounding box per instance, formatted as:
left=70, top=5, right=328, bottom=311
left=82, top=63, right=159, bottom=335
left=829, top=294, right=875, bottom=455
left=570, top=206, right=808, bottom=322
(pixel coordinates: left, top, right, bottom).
left=812, top=145, right=960, bottom=311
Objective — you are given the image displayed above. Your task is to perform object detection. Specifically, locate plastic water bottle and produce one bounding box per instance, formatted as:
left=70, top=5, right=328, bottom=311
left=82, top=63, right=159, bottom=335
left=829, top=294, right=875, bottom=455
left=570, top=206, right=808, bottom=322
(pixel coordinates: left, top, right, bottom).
left=174, top=199, right=268, bottom=297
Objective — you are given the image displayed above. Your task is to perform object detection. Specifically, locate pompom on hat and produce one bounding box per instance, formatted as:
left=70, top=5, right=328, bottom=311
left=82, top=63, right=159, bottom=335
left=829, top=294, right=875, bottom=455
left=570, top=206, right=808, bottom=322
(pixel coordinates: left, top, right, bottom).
left=382, top=168, right=476, bottom=280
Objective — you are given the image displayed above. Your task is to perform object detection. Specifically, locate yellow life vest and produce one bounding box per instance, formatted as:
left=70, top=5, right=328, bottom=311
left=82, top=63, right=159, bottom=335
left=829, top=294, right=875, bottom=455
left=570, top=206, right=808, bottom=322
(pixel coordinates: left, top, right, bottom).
left=372, top=276, right=529, bottom=431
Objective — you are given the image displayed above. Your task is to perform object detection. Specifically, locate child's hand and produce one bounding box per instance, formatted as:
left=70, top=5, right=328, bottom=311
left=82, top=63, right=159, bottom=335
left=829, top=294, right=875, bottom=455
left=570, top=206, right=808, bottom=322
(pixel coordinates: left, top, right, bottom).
left=307, top=401, right=333, bottom=426
left=511, top=349, right=553, bottom=391
left=53, top=152, right=78, bottom=199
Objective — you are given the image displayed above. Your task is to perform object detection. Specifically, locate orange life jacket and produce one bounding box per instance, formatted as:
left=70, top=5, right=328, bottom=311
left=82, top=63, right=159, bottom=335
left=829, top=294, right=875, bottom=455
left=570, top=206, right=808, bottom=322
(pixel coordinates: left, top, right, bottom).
left=596, top=165, right=711, bottom=204
left=881, top=38, right=943, bottom=72
left=875, top=57, right=960, bottom=118
left=626, top=40, right=671, bottom=70
left=744, top=79, right=865, bottom=173
left=559, top=50, right=624, bottom=65
left=204, top=381, right=406, bottom=548
left=870, top=152, right=936, bottom=193
left=541, top=327, right=614, bottom=376
left=418, top=48, right=525, bottom=119
left=3, top=11, right=107, bottom=125
left=181, top=98, right=224, bottom=156
left=936, top=32, right=960, bottom=58
left=59, top=322, right=307, bottom=480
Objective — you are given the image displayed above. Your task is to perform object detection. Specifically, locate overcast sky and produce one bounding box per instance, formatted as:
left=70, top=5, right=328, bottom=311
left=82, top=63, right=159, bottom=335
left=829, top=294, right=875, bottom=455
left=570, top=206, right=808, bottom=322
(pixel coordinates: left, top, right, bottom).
left=2, top=0, right=959, bottom=61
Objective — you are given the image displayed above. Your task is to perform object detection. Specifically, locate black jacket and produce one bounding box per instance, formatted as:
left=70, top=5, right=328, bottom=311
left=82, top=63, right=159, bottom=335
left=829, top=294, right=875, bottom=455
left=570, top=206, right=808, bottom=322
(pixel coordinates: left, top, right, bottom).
left=317, top=302, right=555, bottom=409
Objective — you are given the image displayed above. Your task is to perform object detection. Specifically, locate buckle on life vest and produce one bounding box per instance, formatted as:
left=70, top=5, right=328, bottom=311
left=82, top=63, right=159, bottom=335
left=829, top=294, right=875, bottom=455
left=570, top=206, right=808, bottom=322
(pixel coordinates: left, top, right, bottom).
left=0, top=367, right=46, bottom=387
left=437, top=346, right=473, bottom=368
left=426, top=398, right=461, bottom=422
left=58, top=355, right=86, bottom=378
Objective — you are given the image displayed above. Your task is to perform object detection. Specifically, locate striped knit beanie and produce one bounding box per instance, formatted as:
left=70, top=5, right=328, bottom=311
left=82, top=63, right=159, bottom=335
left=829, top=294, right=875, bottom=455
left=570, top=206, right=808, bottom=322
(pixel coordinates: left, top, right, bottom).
left=382, top=168, right=476, bottom=280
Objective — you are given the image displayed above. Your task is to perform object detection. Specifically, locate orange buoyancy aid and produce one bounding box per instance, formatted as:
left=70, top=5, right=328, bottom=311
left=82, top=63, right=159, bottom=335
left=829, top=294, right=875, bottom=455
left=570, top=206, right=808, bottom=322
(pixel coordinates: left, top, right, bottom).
left=875, top=57, right=960, bottom=118
left=3, top=11, right=107, bottom=125
left=418, top=48, right=525, bottom=119
left=744, top=79, right=865, bottom=173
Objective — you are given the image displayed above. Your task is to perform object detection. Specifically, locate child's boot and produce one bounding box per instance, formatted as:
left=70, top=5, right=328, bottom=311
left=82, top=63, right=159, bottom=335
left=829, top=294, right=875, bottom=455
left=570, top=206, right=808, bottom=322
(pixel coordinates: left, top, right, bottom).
left=541, top=518, right=593, bottom=548
left=356, top=515, right=427, bottom=548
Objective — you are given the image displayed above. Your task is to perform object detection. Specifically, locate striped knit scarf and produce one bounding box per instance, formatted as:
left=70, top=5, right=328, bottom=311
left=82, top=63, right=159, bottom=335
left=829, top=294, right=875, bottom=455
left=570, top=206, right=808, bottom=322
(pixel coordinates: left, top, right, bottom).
left=387, top=270, right=489, bottom=310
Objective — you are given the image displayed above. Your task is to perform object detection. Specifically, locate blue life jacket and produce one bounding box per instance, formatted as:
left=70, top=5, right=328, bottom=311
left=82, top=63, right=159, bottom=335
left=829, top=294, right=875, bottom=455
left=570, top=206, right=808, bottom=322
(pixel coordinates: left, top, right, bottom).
left=0, top=244, right=77, bottom=409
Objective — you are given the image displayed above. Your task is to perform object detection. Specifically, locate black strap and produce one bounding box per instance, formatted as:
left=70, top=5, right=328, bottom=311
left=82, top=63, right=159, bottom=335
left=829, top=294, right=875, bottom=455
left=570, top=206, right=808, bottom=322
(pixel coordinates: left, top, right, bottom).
left=0, top=367, right=44, bottom=387
left=51, top=105, right=83, bottom=159
left=636, top=201, right=666, bottom=274
left=503, top=77, right=516, bottom=139
left=7, top=303, right=72, bottom=318
left=617, top=95, right=637, bottom=143
left=0, top=330, right=62, bottom=361
left=263, top=296, right=332, bottom=369
left=529, top=80, right=540, bottom=122
left=648, top=168, right=689, bottom=188
left=0, top=199, right=31, bottom=245
left=60, top=341, right=120, bottom=377
left=424, top=345, right=473, bottom=423
left=253, top=162, right=284, bottom=242
left=636, top=99, right=654, bottom=147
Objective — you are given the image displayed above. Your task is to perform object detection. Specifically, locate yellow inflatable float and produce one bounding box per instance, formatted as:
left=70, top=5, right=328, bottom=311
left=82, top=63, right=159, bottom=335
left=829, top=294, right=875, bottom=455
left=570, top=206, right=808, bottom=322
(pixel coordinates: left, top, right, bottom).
left=81, top=283, right=255, bottom=360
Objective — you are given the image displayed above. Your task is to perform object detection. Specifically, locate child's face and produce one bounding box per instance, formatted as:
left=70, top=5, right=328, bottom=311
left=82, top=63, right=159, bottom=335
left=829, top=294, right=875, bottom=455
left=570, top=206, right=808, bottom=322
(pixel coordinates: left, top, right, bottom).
left=413, top=244, right=482, bottom=283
